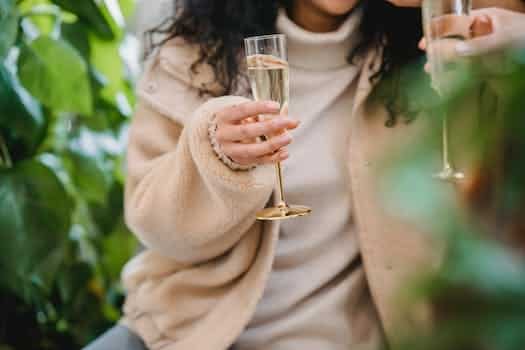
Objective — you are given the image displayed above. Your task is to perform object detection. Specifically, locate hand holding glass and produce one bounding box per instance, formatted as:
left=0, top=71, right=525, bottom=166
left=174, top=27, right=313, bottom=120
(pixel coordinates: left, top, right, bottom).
left=245, top=34, right=311, bottom=220
left=423, top=0, right=472, bottom=182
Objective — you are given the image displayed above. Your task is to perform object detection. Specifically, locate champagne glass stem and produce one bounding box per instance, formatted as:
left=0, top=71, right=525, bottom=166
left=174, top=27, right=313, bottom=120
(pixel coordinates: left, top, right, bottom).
left=442, top=114, right=451, bottom=170
left=436, top=112, right=464, bottom=181
left=275, top=162, right=286, bottom=208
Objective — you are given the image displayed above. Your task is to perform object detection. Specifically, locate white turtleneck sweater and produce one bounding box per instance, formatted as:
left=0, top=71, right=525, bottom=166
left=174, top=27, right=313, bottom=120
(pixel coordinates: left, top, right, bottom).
left=235, top=8, right=383, bottom=350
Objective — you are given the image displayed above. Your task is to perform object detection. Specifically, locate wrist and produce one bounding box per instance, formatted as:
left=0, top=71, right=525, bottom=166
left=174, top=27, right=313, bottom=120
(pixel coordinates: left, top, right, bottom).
left=208, top=114, right=256, bottom=171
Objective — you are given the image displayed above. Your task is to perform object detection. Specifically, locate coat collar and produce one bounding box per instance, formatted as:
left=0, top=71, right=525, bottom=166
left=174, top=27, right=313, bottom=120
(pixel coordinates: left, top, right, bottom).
left=352, top=46, right=383, bottom=116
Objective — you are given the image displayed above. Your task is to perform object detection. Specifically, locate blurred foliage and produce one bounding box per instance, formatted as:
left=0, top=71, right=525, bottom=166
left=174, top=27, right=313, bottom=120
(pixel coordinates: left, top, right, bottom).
left=2, top=0, right=525, bottom=349
left=382, top=46, right=525, bottom=350
left=0, top=0, right=137, bottom=348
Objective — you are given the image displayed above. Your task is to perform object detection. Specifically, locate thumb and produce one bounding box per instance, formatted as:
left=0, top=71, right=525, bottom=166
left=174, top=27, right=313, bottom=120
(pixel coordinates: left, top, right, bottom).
left=455, top=33, right=512, bottom=57
left=470, top=14, right=493, bottom=37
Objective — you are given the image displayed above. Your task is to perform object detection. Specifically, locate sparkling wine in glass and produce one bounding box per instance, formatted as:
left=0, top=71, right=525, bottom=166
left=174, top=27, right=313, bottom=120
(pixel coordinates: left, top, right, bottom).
left=423, top=0, right=472, bottom=182
left=245, top=34, right=311, bottom=220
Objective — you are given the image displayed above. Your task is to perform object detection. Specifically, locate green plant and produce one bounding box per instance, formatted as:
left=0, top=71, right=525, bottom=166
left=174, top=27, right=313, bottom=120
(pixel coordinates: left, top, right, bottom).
left=382, top=48, right=525, bottom=350
left=0, top=0, right=137, bottom=348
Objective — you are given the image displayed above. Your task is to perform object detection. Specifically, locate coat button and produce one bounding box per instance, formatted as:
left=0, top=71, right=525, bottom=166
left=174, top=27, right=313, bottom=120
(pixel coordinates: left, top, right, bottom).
left=146, top=81, right=157, bottom=94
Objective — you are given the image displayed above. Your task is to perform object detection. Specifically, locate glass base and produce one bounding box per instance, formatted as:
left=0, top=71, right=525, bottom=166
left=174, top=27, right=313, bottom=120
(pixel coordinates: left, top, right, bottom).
left=433, top=166, right=465, bottom=182
left=256, top=205, right=312, bottom=221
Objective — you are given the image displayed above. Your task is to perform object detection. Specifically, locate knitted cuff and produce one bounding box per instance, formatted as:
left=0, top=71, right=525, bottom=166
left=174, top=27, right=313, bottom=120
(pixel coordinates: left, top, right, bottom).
left=208, top=114, right=256, bottom=171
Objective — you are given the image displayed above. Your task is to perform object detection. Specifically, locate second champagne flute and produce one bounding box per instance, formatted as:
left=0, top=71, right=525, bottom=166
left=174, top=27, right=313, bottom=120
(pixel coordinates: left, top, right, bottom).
left=244, top=34, right=312, bottom=221
left=423, top=0, right=471, bottom=182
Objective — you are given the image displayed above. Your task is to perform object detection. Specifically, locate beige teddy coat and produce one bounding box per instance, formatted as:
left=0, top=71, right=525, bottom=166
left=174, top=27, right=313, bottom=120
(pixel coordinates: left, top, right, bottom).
left=120, top=39, right=433, bottom=350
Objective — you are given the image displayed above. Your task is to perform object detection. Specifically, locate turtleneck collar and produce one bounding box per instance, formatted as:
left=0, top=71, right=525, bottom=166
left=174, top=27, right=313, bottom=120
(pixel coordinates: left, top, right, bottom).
left=276, top=6, right=363, bottom=71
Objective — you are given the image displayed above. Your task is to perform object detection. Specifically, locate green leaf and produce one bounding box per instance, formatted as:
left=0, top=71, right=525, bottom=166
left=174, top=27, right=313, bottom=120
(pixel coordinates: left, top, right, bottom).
left=89, top=181, right=124, bottom=235
left=57, top=261, right=92, bottom=303
left=102, top=218, right=136, bottom=282
left=89, top=34, right=125, bottom=102
left=0, top=62, right=45, bottom=161
left=443, top=236, right=525, bottom=297
left=118, top=0, right=135, bottom=20
left=61, top=20, right=90, bottom=59
left=30, top=244, right=65, bottom=291
left=18, top=36, right=93, bottom=114
left=17, top=0, right=52, bottom=13
left=84, top=98, right=127, bottom=133
left=0, top=160, right=73, bottom=298
left=68, top=146, right=112, bottom=205
left=50, top=0, right=115, bottom=40
left=0, top=0, right=18, bottom=58
left=69, top=152, right=111, bottom=204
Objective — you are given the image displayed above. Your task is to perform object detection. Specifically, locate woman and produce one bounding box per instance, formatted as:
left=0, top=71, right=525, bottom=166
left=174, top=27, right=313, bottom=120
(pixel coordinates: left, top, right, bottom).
left=85, top=1, right=525, bottom=350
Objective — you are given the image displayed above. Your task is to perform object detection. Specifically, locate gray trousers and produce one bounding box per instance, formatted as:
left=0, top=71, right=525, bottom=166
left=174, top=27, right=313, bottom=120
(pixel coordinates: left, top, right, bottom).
left=84, top=325, right=238, bottom=350
left=83, top=326, right=148, bottom=350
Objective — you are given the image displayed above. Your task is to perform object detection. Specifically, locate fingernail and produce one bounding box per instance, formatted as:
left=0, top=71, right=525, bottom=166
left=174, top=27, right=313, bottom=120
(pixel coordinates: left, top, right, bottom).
left=289, top=120, right=300, bottom=129
left=455, top=42, right=472, bottom=56
left=479, top=14, right=491, bottom=24
left=285, top=118, right=299, bottom=126
left=283, top=118, right=299, bottom=127
left=280, top=134, right=292, bottom=143
left=266, top=101, right=281, bottom=109
left=279, top=151, right=289, bottom=159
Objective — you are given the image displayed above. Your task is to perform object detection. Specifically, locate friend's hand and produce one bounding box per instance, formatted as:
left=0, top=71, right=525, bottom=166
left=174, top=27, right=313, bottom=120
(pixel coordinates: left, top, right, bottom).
left=386, top=0, right=525, bottom=10
left=214, top=101, right=299, bottom=166
left=454, top=8, right=525, bottom=56
left=420, top=8, right=525, bottom=60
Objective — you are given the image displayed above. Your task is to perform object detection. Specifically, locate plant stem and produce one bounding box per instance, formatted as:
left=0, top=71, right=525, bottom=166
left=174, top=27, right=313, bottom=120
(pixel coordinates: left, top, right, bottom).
left=0, top=132, right=13, bottom=168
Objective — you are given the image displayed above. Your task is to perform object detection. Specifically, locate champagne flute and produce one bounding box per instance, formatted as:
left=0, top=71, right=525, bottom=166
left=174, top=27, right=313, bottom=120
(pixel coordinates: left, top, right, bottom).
left=244, top=34, right=312, bottom=221
left=423, top=0, right=472, bottom=182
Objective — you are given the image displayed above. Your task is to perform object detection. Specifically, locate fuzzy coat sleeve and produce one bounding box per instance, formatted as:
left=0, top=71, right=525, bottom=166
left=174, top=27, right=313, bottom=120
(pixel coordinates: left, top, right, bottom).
left=124, top=42, right=274, bottom=264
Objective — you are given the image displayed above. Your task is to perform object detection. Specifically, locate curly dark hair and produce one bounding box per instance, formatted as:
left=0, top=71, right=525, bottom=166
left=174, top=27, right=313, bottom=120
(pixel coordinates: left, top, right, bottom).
left=148, top=0, right=424, bottom=123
